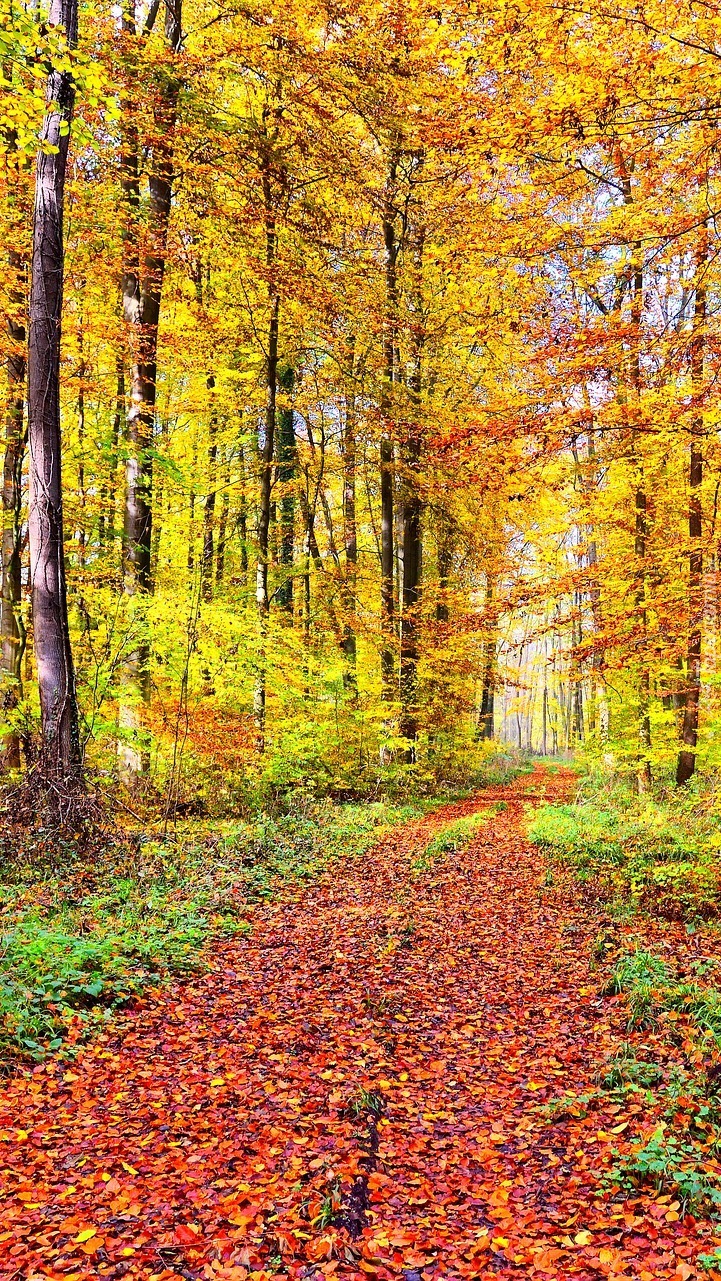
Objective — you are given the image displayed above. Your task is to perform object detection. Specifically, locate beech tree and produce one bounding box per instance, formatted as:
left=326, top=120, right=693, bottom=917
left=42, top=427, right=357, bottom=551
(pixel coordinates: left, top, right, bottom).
left=26, top=0, right=80, bottom=781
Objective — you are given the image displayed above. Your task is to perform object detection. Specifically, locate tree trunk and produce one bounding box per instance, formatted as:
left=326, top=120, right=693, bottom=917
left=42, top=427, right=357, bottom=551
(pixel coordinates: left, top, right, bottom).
left=399, top=215, right=425, bottom=758
left=1, top=248, right=28, bottom=769
left=380, top=151, right=399, bottom=703
left=677, top=227, right=708, bottom=785
left=98, top=357, right=124, bottom=557
left=618, top=150, right=652, bottom=792
left=119, top=0, right=182, bottom=784
left=254, top=286, right=279, bottom=748
left=477, top=577, right=496, bottom=740
left=436, top=522, right=452, bottom=624
left=215, top=444, right=231, bottom=589
left=27, top=0, right=81, bottom=780
left=341, top=338, right=358, bottom=692
left=201, top=375, right=217, bottom=602
left=238, top=444, right=248, bottom=588
left=276, top=366, right=295, bottom=612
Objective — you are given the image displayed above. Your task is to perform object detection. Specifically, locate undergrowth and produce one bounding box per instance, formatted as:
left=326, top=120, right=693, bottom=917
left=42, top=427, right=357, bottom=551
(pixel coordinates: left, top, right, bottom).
left=411, top=808, right=498, bottom=872
left=527, top=769, right=721, bottom=920
left=583, top=947, right=721, bottom=1215
left=0, top=796, right=424, bottom=1064
left=1, top=748, right=527, bottom=1064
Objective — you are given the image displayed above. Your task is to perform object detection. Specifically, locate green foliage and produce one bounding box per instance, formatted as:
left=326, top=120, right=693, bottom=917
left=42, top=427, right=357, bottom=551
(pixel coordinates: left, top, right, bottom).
left=528, top=775, right=721, bottom=919
left=605, top=947, right=721, bottom=1043
left=609, top=1126, right=721, bottom=1212
left=600, top=1050, right=663, bottom=1091
left=348, top=1086, right=385, bottom=1118
left=412, top=810, right=491, bottom=872
left=0, top=795, right=423, bottom=1062
left=605, top=950, right=671, bottom=1026
left=0, top=907, right=206, bottom=1060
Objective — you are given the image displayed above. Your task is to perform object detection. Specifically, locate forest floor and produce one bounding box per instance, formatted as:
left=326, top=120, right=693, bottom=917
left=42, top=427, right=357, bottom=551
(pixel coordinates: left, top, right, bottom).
left=1, top=766, right=719, bottom=1281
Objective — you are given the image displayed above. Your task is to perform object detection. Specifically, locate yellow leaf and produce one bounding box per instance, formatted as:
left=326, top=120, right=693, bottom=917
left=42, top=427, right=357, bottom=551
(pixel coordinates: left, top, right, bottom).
left=574, top=1230, right=592, bottom=1245
left=75, top=1228, right=97, bottom=1243
left=121, top=1162, right=138, bottom=1176
left=210, top=1078, right=225, bottom=1086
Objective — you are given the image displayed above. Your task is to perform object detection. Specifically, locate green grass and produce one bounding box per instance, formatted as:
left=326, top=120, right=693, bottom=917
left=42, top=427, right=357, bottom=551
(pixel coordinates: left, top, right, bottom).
left=606, top=947, right=721, bottom=1043
left=527, top=782, right=721, bottom=919
left=0, top=796, right=424, bottom=1063
left=411, top=809, right=493, bottom=872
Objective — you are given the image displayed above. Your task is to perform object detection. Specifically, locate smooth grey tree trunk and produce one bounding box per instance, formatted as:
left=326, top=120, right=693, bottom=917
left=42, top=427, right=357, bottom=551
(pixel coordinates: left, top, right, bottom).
left=27, top=0, right=81, bottom=780
left=119, top=0, right=182, bottom=784
left=677, top=227, right=708, bottom=785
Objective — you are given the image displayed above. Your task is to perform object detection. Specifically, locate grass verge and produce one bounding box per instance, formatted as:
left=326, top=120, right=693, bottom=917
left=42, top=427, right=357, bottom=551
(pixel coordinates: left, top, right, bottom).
left=527, top=776, right=721, bottom=920
left=0, top=797, right=424, bottom=1064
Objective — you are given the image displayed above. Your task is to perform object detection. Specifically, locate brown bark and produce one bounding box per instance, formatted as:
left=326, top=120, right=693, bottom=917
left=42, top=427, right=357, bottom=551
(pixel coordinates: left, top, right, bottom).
left=677, top=227, right=708, bottom=785
left=1, top=248, right=27, bottom=769
left=341, top=338, right=358, bottom=691
left=201, top=376, right=218, bottom=602
left=253, top=223, right=280, bottom=747
left=380, top=151, right=400, bottom=702
left=27, top=0, right=81, bottom=780
left=119, top=0, right=182, bottom=783
left=399, top=210, right=425, bottom=756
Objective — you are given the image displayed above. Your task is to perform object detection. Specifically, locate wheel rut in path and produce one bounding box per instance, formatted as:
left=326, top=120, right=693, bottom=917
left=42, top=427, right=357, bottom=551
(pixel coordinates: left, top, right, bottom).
left=0, top=767, right=706, bottom=1279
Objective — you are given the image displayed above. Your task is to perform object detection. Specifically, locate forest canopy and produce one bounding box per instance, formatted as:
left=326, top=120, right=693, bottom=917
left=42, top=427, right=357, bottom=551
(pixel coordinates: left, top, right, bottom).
left=1, top=0, right=719, bottom=808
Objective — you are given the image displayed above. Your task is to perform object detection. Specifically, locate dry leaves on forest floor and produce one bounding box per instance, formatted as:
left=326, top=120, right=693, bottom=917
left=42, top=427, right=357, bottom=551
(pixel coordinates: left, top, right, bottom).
left=0, top=766, right=718, bottom=1281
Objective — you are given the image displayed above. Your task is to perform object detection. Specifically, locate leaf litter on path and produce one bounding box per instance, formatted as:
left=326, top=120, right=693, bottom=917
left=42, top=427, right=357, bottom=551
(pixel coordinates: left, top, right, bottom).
left=0, top=767, right=715, bottom=1280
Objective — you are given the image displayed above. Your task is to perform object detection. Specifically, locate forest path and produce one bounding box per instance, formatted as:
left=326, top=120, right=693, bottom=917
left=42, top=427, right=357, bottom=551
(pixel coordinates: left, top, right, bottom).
left=0, top=768, right=704, bottom=1281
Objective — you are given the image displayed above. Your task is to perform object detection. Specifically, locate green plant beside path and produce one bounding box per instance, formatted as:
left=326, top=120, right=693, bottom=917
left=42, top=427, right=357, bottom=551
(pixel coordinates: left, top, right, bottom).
left=0, top=797, right=422, bottom=1064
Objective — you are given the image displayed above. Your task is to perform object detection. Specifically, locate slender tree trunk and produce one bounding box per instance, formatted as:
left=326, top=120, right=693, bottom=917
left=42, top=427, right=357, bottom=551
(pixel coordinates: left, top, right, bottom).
left=201, top=375, right=217, bottom=601
left=238, top=444, right=248, bottom=588
left=98, top=358, right=124, bottom=557
left=253, top=277, right=279, bottom=748
left=436, top=521, right=452, bottom=624
left=380, top=151, right=399, bottom=703
left=341, top=338, right=358, bottom=692
left=302, top=464, right=312, bottom=695
left=75, top=336, right=87, bottom=568
left=119, top=0, right=182, bottom=784
left=617, top=150, right=652, bottom=792
left=276, top=365, right=295, bottom=612
left=1, top=248, right=28, bottom=769
left=399, top=214, right=425, bottom=758
left=478, top=577, right=496, bottom=740
left=27, top=0, right=81, bottom=780
left=677, top=227, right=708, bottom=785
left=215, top=444, right=230, bottom=589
